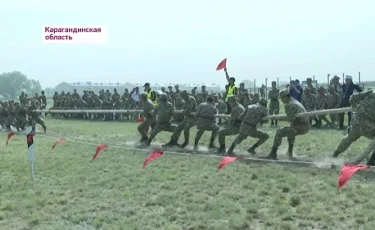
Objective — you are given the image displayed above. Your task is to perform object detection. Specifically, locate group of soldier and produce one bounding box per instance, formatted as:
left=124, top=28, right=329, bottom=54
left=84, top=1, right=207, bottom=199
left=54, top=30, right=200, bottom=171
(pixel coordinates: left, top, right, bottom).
left=0, top=91, right=47, bottom=133
left=135, top=79, right=375, bottom=165
left=1, top=71, right=374, bottom=165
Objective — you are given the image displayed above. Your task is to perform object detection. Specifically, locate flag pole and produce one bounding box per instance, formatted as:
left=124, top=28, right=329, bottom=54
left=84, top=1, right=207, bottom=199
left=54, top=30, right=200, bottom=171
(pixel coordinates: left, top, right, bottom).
left=25, top=126, right=35, bottom=182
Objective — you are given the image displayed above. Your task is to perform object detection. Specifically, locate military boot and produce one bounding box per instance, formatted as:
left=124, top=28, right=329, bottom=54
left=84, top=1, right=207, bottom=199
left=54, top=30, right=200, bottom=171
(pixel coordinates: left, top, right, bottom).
left=162, top=137, right=178, bottom=148
left=332, top=150, right=340, bottom=158
left=208, top=137, right=218, bottom=149
left=193, top=139, right=199, bottom=151
left=226, top=144, right=236, bottom=156
left=145, top=138, right=152, bottom=147
left=367, top=151, right=375, bottom=166
left=178, top=139, right=189, bottom=149
left=287, top=143, right=298, bottom=160
left=262, top=147, right=278, bottom=160
left=216, top=144, right=226, bottom=154
left=139, top=136, right=148, bottom=143
left=247, top=143, right=259, bottom=155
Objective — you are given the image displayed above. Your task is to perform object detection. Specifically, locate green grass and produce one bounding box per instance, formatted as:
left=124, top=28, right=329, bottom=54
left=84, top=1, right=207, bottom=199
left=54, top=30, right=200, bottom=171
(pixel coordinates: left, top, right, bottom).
left=1, top=118, right=375, bottom=230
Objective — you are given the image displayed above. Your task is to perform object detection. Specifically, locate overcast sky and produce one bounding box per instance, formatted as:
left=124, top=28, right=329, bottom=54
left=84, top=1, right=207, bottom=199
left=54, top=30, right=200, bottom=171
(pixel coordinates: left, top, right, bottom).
left=1, top=0, right=374, bottom=88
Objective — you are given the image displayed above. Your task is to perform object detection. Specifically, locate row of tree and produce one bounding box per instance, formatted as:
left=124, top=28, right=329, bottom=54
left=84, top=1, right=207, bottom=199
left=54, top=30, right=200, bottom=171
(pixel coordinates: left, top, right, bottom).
left=0, top=71, right=42, bottom=99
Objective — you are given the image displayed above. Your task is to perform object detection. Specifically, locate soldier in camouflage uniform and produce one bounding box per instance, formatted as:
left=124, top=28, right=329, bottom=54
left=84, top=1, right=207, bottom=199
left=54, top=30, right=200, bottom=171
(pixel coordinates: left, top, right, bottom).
left=315, top=86, right=331, bottom=127
left=326, top=86, right=342, bottom=127
left=226, top=98, right=269, bottom=155
left=306, top=78, right=316, bottom=95
left=6, top=101, right=17, bottom=131
left=145, top=93, right=175, bottom=146
left=193, top=96, right=219, bottom=150
left=27, top=100, right=47, bottom=133
left=0, top=102, right=7, bottom=129
left=137, top=93, right=155, bottom=143
left=214, top=95, right=227, bottom=125
left=216, top=96, right=245, bottom=153
left=301, top=87, right=318, bottom=125
left=163, top=90, right=197, bottom=148
left=15, top=102, right=28, bottom=131
left=263, top=89, right=309, bottom=160
left=268, top=81, right=280, bottom=126
left=332, top=90, right=375, bottom=162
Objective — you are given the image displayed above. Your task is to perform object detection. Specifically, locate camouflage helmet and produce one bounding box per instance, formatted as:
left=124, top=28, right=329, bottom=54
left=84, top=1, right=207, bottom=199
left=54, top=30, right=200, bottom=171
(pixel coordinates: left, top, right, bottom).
left=258, top=98, right=267, bottom=106
left=158, top=93, right=168, bottom=101
left=180, top=90, right=188, bottom=97
left=279, top=89, right=290, bottom=97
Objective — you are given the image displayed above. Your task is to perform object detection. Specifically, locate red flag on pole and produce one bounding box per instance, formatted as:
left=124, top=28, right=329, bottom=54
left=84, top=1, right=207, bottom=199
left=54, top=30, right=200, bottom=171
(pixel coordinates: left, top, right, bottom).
left=52, top=138, right=66, bottom=149
left=337, top=164, right=369, bottom=189
left=27, top=133, right=35, bottom=143
left=216, top=58, right=227, bottom=71
left=92, top=144, right=108, bottom=160
left=136, top=117, right=144, bottom=123
left=218, top=156, right=240, bottom=170
left=6, top=131, right=15, bottom=146
left=143, top=150, right=164, bottom=168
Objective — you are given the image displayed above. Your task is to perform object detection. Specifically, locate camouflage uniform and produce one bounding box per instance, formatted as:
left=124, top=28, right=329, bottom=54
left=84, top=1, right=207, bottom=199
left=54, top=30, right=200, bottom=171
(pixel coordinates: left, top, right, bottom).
left=15, top=103, right=28, bottom=130
left=268, top=85, right=280, bottom=126
left=226, top=99, right=269, bottom=155
left=315, top=87, right=331, bottom=127
left=333, top=90, right=375, bottom=162
left=264, top=89, right=310, bottom=160
left=326, top=87, right=342, bottom=126
left=163, top=91, right=197, bottom=148
left=27, top=101, right=47, bottom=133
left=146, top=94, right=175, bottom=146
left=194, top=97, right=220, bottom=150
left=301, top=87, right=318, bottom=125
left=217, top=96, right=245, bottom=153
left=137, top=94, right=155, bottom=143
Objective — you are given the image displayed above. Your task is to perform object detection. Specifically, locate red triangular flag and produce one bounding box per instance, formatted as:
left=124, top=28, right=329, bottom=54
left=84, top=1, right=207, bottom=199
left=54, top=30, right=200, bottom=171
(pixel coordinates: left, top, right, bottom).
left=52, top=138, right=66, bottom=149
left=218, top=156, right=239, bottom=170
left=216, top=58, right=227, bottom=71
left=6, top=131, right=15, bottom=146
left=338, top=164, right=369, bottom=189
left=136, top=117, right=144, bottom=123
left=143, top=150, right=164, bottom=168
left=27, top=133, right=35, bottom=143
left=92, top=144, right=108, bottom=160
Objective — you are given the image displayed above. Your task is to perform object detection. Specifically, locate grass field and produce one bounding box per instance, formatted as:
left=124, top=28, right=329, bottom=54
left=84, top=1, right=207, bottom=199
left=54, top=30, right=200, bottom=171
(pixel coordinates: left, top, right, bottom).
left=1, top=117, right=375, bottom=230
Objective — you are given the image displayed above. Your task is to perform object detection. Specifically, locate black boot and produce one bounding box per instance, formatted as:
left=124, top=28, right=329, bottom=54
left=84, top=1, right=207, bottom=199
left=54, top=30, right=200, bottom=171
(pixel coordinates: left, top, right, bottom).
left=247, top=143, right=259, bottom=155
left=262, top=147, right=278, bottom=160
left=193, top=139, right=199, bottom=151
left=178, top=139, right=189, bottom=149
left=332, top=150, right=340, bottom=158
left=287, top=143, right=296, bottom=160
left=216, top=144, right=226, bottom=154
left=226, top=144, right=236, bottom=156
left=162, top=137, right=178, bottom=148
left=139, top=136, right=147, bottom=143
left=145, top=138, right=152, bottom=147
left=366, top=151, right=375, bottom=166
left=271, top=120, right=274, bottom=126
left=208, top=137, right=218, bottom=149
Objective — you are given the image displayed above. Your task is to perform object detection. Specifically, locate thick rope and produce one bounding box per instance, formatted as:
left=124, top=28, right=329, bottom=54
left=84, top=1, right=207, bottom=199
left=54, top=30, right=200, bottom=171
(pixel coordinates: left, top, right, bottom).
left=36, top=107, right=352, bottom=121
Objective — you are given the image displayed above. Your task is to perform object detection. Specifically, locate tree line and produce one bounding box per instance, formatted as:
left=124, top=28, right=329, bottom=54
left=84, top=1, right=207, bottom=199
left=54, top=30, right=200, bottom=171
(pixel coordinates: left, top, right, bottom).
left=0, top=71, right=42, bottom=99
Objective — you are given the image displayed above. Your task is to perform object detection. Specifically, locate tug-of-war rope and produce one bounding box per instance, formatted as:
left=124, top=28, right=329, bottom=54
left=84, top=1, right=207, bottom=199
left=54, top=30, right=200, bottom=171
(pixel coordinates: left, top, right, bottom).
left=37, top=107, right=353, bottom=120
left=3, top=106, right=371, bottom=189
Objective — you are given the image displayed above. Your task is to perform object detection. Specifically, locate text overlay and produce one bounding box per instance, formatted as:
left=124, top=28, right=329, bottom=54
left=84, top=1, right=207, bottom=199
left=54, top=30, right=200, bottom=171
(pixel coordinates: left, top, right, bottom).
left=43, top=25, right=108, bottom=44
